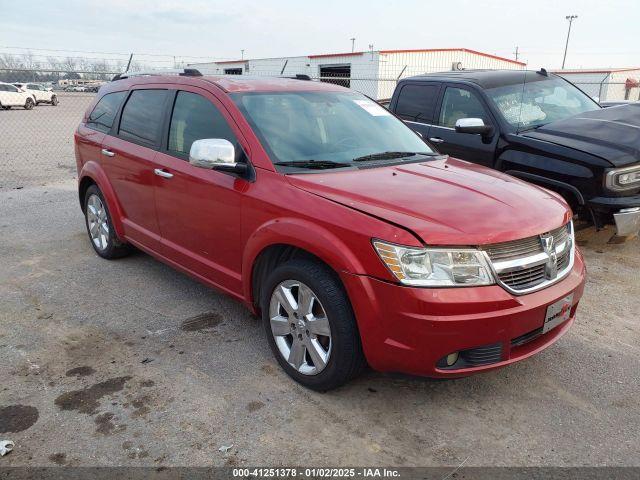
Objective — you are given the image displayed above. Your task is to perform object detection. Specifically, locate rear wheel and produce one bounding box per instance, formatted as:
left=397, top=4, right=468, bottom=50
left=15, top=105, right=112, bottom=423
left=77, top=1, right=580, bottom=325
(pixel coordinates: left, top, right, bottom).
left=261, top=259, right=366, bottom=391
left=83, top=185, right=130, bottom=259
left=24, top=98, right=34, bottom=110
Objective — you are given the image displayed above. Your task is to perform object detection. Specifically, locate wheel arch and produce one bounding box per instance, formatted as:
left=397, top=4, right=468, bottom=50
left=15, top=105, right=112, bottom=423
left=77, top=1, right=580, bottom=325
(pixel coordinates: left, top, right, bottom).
left=78, top=161, right=126, bottom=239
left=243, top=219, right=366, bottom=313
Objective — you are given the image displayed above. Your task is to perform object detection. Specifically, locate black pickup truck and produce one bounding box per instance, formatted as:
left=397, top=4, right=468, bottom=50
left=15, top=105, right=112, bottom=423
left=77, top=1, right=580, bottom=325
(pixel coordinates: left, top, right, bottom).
left=388, top=69, right=640, bottom=237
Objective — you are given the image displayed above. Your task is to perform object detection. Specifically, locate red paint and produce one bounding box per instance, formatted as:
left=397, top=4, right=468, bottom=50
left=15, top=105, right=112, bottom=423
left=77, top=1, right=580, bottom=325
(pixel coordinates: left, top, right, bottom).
left=308, top=52, right=365, bottom=59
left=378, top=48, right=527, bottom=66
left=75, top=75, right=585, bottom=378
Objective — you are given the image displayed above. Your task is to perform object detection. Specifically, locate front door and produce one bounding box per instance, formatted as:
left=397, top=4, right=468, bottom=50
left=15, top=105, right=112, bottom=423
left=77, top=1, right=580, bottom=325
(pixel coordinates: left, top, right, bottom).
left=153, top=88, right=250, bottom=296
left=428, top=85, right=498, bottom=167
left=101, top=88, right=170, bottom=252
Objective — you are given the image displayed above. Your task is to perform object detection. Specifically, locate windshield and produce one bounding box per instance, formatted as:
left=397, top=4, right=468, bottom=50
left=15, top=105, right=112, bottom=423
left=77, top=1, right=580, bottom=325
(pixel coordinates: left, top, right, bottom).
left=485, top=74, right=600, bottom=131
left=232, top=91, right=435, bottom=169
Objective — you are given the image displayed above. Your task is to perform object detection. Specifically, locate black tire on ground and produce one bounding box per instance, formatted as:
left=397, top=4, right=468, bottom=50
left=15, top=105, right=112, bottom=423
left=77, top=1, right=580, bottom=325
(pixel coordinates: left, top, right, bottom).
left=261, top=258, right=366, bottom=391
left=51, top=95, right=58, bottom=106
left=24, top=98, right=34, bottom=110
left=83, top=184, right=131, bottom=259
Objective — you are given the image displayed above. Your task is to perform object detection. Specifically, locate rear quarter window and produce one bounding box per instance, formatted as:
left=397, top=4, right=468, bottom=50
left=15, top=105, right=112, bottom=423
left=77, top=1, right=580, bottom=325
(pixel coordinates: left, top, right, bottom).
left=118, top=89, right=168, bottom=146
left=87, top=91, right=127, bottom=134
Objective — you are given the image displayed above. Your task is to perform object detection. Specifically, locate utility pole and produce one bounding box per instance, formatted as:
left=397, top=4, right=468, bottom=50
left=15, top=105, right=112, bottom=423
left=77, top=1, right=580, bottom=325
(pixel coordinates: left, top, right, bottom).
left=562, top=15, right=578, bottom=69
left=350, top=37, right=356, bottom=53
left=513, top=46, right=519, bottom=62
left=241, top=49, right=245, bottom=60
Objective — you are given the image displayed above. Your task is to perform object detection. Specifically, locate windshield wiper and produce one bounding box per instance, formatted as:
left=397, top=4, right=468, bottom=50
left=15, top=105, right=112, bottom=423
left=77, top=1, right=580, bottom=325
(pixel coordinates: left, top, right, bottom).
left=273, top=160, right=350, bottom=170
left=352, top=151, right=437, bottom=162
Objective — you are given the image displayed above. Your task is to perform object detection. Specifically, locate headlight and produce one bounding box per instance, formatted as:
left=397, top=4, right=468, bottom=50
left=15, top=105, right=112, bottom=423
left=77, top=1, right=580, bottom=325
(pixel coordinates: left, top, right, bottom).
left=605, top=165, right=640, bottom=191
left=373, top=240, right=495, bottom=287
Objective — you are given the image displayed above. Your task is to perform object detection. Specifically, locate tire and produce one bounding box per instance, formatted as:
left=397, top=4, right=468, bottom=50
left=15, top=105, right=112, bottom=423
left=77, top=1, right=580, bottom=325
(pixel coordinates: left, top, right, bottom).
left=24, top=97, right=34, bottom=110
left=51, top=95, right=58, bottom=106
left=261, top=258, right=366, bottom=391
left=83, top=184, right=130, bottom=259
left=2, top=106, right=11, bottom=110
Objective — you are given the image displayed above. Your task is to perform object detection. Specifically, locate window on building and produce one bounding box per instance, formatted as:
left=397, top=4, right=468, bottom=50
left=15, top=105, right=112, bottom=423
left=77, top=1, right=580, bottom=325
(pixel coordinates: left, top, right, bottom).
left=319, top=65, right=351, bottom=88
left=118, top=90, right=168, bottom=145
left=87, top=91, right=127, bottom=133
left=168, top=91, right=238, bottom=157
left=224, top=68, right=243, bottom=75
left=395, top=84, right=439, bottom=123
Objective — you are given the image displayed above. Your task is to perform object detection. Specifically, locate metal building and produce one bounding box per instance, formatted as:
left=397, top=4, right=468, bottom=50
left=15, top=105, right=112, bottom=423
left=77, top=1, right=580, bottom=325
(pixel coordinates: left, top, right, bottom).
left=189, top=48, right=525, bottom=99
left=553, top=68, right=640, bottom=101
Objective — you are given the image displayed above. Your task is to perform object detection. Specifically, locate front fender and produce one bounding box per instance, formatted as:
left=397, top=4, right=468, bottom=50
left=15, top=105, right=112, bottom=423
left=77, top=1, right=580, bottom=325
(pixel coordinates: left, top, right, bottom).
left=78, top=161, right=126, bottom=240
left=241, top=217, right=368, bottom=305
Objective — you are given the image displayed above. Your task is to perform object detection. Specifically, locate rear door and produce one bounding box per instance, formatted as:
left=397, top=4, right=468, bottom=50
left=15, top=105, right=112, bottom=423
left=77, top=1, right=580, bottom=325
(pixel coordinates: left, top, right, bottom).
left=101, top=87, right=170, bottom=252
left=152, top=87, right=250, bottom=295
left=392, top=81, right=441, bottom=139
left=428, top=84, right=498, bottom=167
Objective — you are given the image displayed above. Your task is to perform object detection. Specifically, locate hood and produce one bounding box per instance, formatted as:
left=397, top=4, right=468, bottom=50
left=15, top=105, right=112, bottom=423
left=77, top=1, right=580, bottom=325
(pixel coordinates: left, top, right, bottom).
left=286, top=157, right=571, bottom=246
left=521, top=104, right=640, bottom=167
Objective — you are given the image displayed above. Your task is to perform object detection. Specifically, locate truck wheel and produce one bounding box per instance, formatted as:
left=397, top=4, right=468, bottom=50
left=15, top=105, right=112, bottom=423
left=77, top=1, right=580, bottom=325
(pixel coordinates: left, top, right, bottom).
left=83, top=185, right=130, bottom=259
left=24, top=98, right=34, bottom=110
left=51, top=95, right=58, bottom=106
left=261, top=258, right=366, bottom=391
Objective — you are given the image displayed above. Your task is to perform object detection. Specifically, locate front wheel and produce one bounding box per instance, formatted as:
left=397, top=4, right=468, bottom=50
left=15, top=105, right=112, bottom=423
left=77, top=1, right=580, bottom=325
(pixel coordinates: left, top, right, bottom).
left=51, top=95, right=58, bottom=106
left=261, top=259, right=366, bottom=391
left=24, top=98, right=34, bottom=110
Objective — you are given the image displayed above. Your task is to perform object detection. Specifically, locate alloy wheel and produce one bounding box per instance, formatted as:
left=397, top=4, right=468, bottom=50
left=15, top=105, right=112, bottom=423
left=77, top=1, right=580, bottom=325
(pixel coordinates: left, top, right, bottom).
left=269, top=280, right=332, bottom=375
left=86, top=194, right=110, bottom=251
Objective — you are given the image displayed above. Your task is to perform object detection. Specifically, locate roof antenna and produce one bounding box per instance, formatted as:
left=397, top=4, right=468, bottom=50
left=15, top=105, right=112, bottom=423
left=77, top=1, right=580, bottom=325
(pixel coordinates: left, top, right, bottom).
left=537, top=68, right=548, bottom=76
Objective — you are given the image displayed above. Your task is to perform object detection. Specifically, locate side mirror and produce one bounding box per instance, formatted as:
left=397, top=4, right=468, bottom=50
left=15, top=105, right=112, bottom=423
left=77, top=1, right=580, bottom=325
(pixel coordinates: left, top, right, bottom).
left=189, top=139, right=247, bottom=174
left=455, top=118, right=494, bottom=137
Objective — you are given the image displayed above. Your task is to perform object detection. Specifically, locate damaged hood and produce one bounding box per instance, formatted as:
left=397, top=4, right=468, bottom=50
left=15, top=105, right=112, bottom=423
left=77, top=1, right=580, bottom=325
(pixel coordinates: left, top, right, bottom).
left=286, top=157, right=571, bottom=246
left=521, top=104, right=640, bottom=167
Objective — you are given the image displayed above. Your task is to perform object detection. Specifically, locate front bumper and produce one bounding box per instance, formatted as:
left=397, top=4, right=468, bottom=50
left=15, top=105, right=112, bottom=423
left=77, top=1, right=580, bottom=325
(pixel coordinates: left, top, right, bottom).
left=589, top=194, right=640, bottom=236
left=341, top=249, right=586, bottom=378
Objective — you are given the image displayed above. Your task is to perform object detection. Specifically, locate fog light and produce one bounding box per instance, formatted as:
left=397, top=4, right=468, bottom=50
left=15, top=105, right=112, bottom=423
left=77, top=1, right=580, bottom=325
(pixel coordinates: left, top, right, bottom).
left=446, top=352, right=459, bottom=366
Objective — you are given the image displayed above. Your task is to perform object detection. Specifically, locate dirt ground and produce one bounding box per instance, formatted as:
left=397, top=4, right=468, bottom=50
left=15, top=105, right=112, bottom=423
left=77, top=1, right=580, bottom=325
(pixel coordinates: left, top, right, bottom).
left=0, top=179, right=639, bottom=467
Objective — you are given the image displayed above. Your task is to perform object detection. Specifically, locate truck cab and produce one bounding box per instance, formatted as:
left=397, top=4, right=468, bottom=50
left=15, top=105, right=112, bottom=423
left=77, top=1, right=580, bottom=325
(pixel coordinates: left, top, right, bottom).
left=389, top=70, right=640, bottom=237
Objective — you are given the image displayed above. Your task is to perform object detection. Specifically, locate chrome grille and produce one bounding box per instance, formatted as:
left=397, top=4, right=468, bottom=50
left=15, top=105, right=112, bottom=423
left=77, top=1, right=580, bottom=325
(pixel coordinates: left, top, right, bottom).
left=482, top=222, right=574, bottom=294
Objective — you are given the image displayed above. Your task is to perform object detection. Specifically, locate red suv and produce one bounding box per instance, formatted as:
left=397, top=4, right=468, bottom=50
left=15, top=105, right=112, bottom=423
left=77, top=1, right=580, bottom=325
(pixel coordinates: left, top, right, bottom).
left=74, top=69, right=586, bottom=391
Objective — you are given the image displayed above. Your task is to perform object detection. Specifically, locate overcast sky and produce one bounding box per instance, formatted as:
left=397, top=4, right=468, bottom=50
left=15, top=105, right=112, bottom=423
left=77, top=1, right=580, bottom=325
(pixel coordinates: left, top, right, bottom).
left=1, top=0, right=638, bottom=70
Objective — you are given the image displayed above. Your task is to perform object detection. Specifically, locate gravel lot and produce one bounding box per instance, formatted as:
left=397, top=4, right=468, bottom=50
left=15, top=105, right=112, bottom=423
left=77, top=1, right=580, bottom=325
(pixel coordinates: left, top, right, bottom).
left=0, top=98, right=639, bottom=468
left=0, top=93, right=93, bottom=189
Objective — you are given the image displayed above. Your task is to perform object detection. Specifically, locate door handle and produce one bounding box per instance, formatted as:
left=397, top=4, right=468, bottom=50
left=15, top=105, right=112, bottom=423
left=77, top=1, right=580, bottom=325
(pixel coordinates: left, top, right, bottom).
left=154, top=168, right=174, bottom=179
left=429, top=137, right=445, bottom=144
left=101, top=148, right=115, bottom=157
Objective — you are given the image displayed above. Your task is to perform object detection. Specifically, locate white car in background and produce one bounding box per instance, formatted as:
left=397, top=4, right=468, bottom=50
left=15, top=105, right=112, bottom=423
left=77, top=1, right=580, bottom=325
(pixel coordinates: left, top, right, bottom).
left=0, top=82, right=35, bottom=110
left=13, top=82, right=59, bottom=106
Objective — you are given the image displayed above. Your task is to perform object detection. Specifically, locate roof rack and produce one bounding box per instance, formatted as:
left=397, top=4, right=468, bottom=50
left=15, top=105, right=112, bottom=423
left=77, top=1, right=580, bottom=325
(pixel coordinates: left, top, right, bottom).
left=284, top=74, right=312, bottom=81
left=112, top=68, right=203, bottom=81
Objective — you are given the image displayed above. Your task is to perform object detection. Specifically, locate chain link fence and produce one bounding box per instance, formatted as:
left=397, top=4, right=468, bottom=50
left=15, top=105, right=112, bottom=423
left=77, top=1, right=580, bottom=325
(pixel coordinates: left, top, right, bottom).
left=0, top=66, right=634, bottom=190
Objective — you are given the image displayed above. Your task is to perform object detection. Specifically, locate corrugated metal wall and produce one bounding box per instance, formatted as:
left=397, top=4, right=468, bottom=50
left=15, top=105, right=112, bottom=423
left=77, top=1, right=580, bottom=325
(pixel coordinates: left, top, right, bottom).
left=190, top=49, right=524, bottom=99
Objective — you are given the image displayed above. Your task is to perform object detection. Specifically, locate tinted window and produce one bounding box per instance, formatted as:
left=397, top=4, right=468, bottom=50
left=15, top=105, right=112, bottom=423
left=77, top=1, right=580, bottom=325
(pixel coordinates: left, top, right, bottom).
left=438, top=87, right=489, bottom=128
left=168, top=91, right=238, bottom=156
left=87, top=91, right=127, bottom=133
left=28, top=84, right=40, bottom=90
left=395, top=84, right=439, bottom=123
left=119, top=90, right=168, bottom=146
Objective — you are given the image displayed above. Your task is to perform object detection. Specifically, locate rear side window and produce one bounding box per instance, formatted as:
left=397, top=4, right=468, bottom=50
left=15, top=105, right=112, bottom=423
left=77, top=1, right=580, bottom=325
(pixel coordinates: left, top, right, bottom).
left=395, top=84, right=439, bottom=123
left=168, top=91, right=238, bottom=157
left=87, top=91, right=126, bottom=133
left=119, top=89, right=168, bottom=146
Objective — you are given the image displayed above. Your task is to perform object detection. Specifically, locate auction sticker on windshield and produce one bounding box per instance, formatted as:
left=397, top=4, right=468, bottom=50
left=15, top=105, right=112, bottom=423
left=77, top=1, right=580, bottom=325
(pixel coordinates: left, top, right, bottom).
left=353, top=99, right=391, bottom=116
